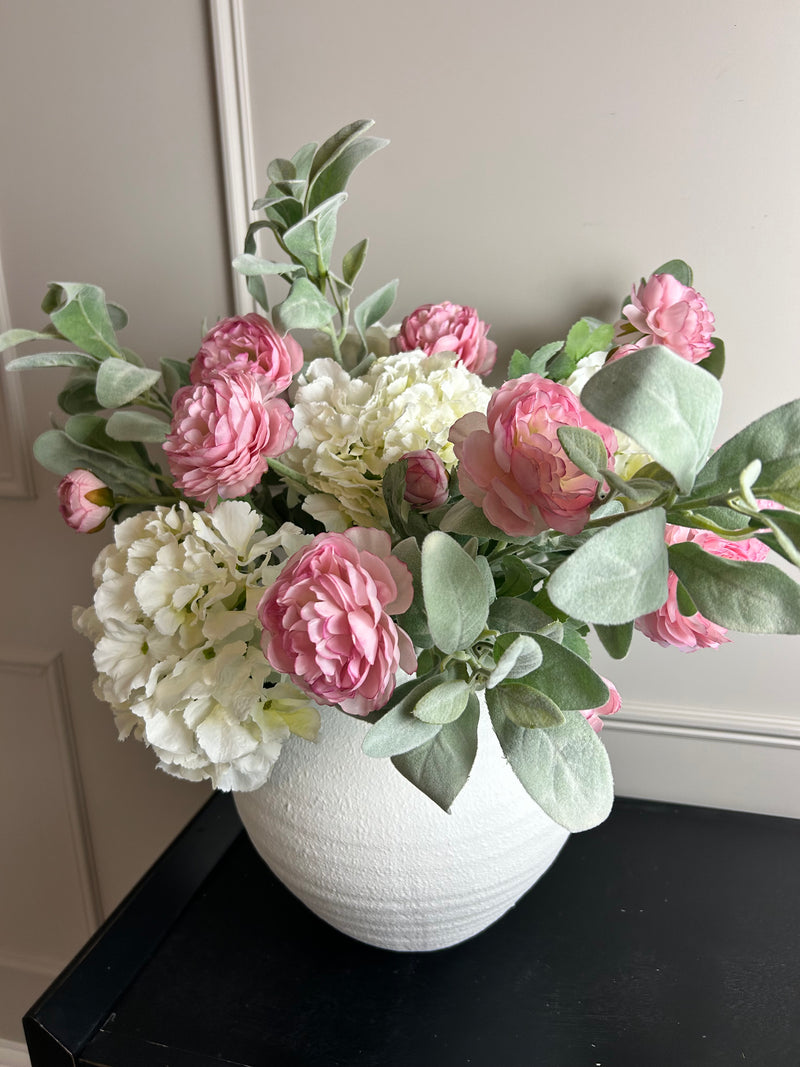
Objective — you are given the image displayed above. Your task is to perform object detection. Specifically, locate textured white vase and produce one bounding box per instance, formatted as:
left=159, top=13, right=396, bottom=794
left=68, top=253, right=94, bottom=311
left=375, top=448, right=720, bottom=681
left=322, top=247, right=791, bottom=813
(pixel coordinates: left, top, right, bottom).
left=234, top=693, right=570, bottom=952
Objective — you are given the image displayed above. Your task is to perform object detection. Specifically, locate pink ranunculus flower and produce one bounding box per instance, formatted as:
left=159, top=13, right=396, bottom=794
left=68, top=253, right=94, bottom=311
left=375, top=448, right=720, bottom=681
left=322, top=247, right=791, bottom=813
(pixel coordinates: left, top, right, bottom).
left=612, top=273, right=715, bottom=364
left=391, top=301, right=497, bottom=376
left=164, top=369, right=296, bottom=507
left=190, top=313, right=303, bottom=398
left=258, top=527, right=417, bottom=716
left=635, top=524, right=770, bottom=651
left=450, top=373, right=617, bottom=537
left=57, top=469, right=114, bottom=533
left=580, top=677, right=622, bottom=734
left=402, top=449, right=449, bottom=511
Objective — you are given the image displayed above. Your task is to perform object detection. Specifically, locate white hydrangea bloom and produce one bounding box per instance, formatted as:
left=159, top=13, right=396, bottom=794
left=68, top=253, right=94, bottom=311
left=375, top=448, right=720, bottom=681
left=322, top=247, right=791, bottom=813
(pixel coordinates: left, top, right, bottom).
left=285, top=351, right=492, bottom=529
left=563, top=351, right=653, bottom=479
left=74, top=501, right=318, bottom=791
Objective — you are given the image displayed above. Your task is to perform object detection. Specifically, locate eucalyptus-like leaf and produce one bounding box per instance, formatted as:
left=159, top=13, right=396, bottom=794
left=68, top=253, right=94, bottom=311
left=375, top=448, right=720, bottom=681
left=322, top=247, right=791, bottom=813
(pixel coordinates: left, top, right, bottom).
left=652, top=258, right=693, bottom=286
left=391, top=694, right=480, bottom=813
left=232, top=254, right=305, bottom=278
left=693, top=398, right=800, bottom=500
left=291, top=141, right=318, bottom=182
left=362, top=676, right=446, bottom=757
left=0, top=328, right=65, bottom=353
left=421, top=531, right=490, bottom=654
left=95, top=359, right=161, bottom=409
left=47, top=283, right=125, bottom=361
left=489, top=704, right=614, bottom=832
left=557, top=425, right=607, bottom=483
left=32, top=429, right=148, bottom=492
left=57, top=374, right=101, bottom=415
left=594, top=621, right=634, bottom=660
left=5, top=350, right=100, bottom=371
left=308, top=119, right=375, bottom=183
left=668, top=540, right=800, bottom=633
left=486, top=682, right=564, bottom=728
left=281, top=192, right=348, bottom=279
left=698, top=336, right=725, bottom=380
left=487, top=597, right=552, bottom=634
left=580, top=345, right=722, bottom=493
left=353, top=279, right=398, bottom=344
left=273, top=278, right=335, bottom=333
left=307, top=135, right=389, bottom=212
left=160, top=357, right=191, bottom=399
left=342, top=238, right=368, bottom=286
left=106, top=410, right=169, bottom=443
left=412, top=680, right=471, bottom=724
left=548, top=508, right=668, bottom=624
left=522, top=634, right=609, bottom=711
left=487, top=634, right=543, bottom=688
left=391, top=537, right=432, bottom=648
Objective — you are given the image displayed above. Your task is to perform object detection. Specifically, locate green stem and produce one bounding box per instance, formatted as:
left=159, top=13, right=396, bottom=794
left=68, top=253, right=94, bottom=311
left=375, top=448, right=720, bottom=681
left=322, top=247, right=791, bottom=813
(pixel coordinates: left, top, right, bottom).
left=268, top=457, right=316, bottom=495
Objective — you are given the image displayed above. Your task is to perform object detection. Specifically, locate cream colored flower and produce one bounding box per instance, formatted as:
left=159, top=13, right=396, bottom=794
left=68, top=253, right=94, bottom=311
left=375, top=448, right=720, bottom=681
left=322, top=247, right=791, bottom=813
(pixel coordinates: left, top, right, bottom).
left=74, top=501, right=317, bottom=791
left=285, top=351, right=492, bottom=529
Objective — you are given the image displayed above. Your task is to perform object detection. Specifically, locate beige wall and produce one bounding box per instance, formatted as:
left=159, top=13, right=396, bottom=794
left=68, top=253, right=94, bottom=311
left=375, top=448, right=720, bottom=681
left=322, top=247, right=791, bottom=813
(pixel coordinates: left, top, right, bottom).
left=0, top=0, right=798, bottom=1051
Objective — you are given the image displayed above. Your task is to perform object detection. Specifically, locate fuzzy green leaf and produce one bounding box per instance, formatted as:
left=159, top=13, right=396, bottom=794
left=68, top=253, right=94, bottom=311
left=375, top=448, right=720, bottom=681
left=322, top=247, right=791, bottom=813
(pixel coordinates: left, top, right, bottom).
left=95, top=359, right=161, bottom=409
left=342, top=238, right=369, bottom=287
left=421, top=531, right=490, bottom=654
left=486, top=682, right=564, bottom=729
left=353, top=279, right=398, bottom=339
left=362, top=677, right=445, bottom=757
left=282, top=193, right=347, bottom=278
left=0, top=328, right=66, bottom=354
left=391, top=537, right=432, bottom=648
left=106, top=410, right=169, bottom=443
left=391, top=694, right=480, bottom=812
left=489, top=704, right=614, bottom=832
left=652, top=258, right=693, bottom=286
left=523, top=634, right=609, bottom=711
left=412, top=680, right=471, bottom=724
left=307, top=136, right=388, bottom=212
left=308, top=119, right=375, bottom=183
left=46, top=283, right=124, bottom=361
left=487, top=597, right=553, bottom=634
left=668, top=540, right=800, bottom=633
left=232, top=254, right=305, bottom=278
left=548, top=509, right=668, bottom=624
left=581, top=345, right=722, bottom=493
left=5, top=350, right=100, bottom=371
left=273, top=277, right=335, bottom=332
left=594, top=621, right=634, bottom=660
left=557, top=425, right=607, bottom=483
left=488, top=634, right=543, bottom=688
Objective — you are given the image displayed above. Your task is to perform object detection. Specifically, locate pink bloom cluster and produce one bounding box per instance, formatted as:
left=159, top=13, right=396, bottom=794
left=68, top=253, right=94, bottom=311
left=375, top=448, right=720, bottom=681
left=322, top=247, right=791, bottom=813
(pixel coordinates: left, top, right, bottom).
left=58, top=469, right=113, bottom=533
left=392, top=301, right=497, bottom=376
left=635, top=525, right=769, bottom=651
left=613, top=273, right=715, bottom=364
left=258, top=528, right=417, bottom=716
left=190, top=313, right=303, bottom=398
left=580, top=677, right=622, bottom=734
left=402, top=449, right=449, bottom=511
left=450, top=374, right=617, bottom=537
left=164, top=369, right=295, bottom=506
left=165, top=315, right=301, bottom=506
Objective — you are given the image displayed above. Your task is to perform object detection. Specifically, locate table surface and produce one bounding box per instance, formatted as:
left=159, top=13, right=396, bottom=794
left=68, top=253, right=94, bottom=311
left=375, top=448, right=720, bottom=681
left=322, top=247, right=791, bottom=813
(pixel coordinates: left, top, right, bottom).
left=24, top=793, right=800, bottom=1067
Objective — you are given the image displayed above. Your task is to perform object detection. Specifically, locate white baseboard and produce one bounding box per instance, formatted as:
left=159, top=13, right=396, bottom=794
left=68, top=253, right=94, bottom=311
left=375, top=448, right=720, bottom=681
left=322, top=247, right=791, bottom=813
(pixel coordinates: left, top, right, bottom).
left=0, top=1041, right=30, bottom=1067
left=604, top=701, right=800, bottom=819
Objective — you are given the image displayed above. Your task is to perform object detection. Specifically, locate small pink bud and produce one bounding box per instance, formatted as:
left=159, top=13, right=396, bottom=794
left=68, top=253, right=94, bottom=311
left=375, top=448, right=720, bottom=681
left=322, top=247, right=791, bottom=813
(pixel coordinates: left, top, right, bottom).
left=402, top=449, right=449, bottom=511
left=57, top=469, right=114, bottom=533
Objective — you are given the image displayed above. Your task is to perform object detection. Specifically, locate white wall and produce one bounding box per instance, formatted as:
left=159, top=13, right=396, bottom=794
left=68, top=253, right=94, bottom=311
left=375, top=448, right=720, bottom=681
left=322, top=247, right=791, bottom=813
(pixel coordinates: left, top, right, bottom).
left=0, top=0, right=798, bottom=1050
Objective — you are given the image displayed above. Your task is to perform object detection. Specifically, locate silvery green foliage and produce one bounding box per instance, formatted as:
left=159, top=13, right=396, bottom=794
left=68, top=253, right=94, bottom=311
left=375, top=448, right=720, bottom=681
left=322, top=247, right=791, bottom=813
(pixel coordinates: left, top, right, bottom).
left=5, top=122, right=800, bottom=833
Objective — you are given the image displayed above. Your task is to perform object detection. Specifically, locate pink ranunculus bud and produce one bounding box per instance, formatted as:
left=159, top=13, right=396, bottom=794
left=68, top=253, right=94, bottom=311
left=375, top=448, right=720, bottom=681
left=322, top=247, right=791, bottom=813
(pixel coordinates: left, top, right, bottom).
left=402, top=449, right=449, bottom=511
left=163, top=368, right=296, bottom=507
left=57, top=469, right=114, bottom=533
left=190, top=313, right=303, bottom=398
left=635, top=525, right=770, bottom=651
left=391, top=301, right=497, bottom=376
left=450, top=373, right=617, bottom=538
left=612, top=273, right=715, bottom=364
left=580, top=677, right=622, bottom=734
left=258, top=527, right=417, bottom=717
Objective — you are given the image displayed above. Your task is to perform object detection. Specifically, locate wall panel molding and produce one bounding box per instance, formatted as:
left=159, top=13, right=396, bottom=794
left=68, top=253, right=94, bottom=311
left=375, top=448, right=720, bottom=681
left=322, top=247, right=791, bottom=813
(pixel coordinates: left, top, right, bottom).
left=0, top=238, right=35, bottom=500
left=0, top=650, right=102, bottom=936
left=208, top=0, right=257, bottom=315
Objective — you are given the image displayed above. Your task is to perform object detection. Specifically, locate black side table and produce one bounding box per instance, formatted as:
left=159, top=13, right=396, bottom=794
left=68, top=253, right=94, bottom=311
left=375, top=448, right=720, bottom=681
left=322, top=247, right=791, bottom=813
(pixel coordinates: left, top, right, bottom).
left=24, top=793, right=800, bottom=1067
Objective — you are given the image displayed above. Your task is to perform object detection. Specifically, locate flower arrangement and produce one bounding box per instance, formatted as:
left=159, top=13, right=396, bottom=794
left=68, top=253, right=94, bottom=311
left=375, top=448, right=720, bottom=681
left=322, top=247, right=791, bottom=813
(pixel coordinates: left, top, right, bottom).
left=5, top=119, right=800, bottom=833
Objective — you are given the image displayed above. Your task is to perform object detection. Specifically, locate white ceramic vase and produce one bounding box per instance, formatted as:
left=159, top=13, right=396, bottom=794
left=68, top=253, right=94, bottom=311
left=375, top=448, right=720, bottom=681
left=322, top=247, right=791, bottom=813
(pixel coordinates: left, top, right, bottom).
left=234, top=693, right=570, bottom=952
